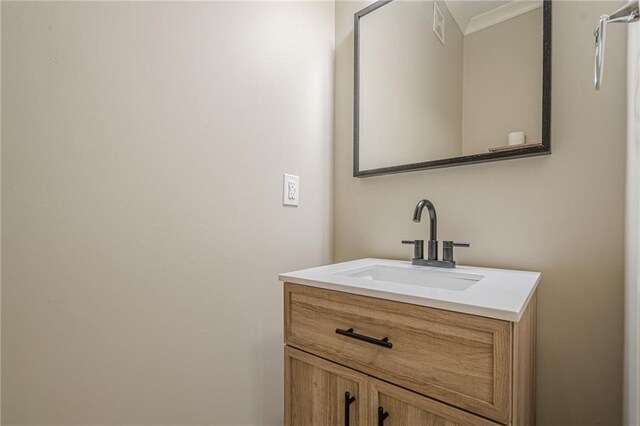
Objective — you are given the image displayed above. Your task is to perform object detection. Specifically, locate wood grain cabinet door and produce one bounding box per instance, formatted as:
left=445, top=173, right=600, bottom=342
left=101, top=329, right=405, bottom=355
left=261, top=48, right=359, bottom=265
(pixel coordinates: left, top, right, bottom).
left=368, top=378, right=501, bottom=426
left=285, top=347, right=369, bottom=426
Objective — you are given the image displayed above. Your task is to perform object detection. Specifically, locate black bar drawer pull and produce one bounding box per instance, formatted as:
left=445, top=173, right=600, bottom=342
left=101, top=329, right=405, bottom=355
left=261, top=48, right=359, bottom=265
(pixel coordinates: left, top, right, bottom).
left=344, top=392, right=355, bottom=426
left=335, top=327, right=393, bottom=349
left=378, top=406, right=389, bottom=426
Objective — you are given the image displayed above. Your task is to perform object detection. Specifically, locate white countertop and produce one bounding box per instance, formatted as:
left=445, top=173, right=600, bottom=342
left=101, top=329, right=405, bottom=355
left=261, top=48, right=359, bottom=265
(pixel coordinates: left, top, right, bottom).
left=279, top=258, right=540, bottom=322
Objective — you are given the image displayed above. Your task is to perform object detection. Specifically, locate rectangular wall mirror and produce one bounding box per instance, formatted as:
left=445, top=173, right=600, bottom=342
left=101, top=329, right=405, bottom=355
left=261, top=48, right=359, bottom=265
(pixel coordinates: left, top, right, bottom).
left=354, top=0, right=551, bottom=177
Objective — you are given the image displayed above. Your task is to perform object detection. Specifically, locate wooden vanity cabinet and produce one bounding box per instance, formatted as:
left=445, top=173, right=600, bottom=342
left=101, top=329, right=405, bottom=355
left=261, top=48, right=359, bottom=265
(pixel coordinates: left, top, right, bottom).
left=284, top=282, right=537, bottom=426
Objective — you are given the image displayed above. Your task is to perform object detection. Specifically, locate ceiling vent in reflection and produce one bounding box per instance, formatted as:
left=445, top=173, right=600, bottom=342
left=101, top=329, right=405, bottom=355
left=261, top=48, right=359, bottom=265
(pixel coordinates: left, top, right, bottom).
left=433, top=3, right=445, bottom=45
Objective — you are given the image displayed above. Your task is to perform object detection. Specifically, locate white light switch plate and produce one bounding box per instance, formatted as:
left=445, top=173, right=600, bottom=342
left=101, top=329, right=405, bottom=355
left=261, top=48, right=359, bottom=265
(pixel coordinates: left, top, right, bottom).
left=283, top=173, right=299, bottom=206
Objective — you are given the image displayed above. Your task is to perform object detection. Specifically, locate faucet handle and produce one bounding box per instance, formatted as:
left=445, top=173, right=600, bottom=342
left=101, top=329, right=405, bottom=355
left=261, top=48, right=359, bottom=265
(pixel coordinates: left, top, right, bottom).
left=402, top=240, right=424, bottom=261
left=451, top=242, right=470, bottom=247
left=442, top=241, right=470, bottom=262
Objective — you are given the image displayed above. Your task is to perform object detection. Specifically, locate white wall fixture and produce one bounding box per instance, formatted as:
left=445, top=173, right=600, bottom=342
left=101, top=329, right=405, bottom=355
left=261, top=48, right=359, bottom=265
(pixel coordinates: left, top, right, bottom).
left=283, top=173, right=300, bottom=206
left=433, top=3, right=445, bottom=45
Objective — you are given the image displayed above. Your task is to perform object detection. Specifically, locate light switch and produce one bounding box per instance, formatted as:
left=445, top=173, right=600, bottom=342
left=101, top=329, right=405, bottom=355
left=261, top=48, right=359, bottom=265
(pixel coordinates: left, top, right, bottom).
left=283, top=174, right=299, bottom=206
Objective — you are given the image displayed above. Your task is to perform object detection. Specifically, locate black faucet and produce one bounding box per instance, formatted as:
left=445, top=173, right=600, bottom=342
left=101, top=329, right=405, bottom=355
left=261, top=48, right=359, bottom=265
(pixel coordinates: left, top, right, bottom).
left=402, top=199, right=469, bottom=268
left=412, top=199, right=438, bottom=260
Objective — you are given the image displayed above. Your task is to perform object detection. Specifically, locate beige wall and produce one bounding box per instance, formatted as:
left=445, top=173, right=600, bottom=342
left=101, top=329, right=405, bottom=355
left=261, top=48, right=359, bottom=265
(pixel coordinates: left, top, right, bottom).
left=359, top=0, right=463, bottom=170
left=335, top=1, right=626, bottom=424
left=462, top=8, right=543, bottom=153
left=1, top=2, right=333, bottom=424
left=0, top=3, right=3, bottom=423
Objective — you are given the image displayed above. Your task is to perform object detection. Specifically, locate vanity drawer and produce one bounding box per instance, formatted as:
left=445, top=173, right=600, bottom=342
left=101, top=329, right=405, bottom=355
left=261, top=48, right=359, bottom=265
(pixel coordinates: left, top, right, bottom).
left=284, top=283, right=512, bottom=424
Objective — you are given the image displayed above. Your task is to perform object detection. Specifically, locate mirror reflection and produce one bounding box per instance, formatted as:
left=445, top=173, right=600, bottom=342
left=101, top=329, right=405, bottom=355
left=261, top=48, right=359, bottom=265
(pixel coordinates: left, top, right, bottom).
left=357, top=0, right=545, bottom=173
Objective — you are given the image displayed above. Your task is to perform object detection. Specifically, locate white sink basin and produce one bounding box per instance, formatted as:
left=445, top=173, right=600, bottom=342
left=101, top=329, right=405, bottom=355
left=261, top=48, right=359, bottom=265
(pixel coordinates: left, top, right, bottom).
left=334, top=264, right=483, bottom=291
left=279, top=258, right=541, bottom=321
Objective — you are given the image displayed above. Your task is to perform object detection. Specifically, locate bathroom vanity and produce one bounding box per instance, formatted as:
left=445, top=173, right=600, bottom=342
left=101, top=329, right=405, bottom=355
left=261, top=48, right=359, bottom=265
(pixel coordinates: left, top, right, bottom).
left=280, top=259, right=539, bottom=425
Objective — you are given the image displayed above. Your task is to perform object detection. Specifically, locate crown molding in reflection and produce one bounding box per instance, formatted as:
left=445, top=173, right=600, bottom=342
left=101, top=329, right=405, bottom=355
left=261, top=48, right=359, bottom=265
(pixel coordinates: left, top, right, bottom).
left=445, top=1, right=472, bottom=34
left=446, top=0, right=542, bottom=36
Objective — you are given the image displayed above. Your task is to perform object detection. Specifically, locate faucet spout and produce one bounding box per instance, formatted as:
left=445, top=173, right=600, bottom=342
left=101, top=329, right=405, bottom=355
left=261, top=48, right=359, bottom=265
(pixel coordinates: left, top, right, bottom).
left=413, top=199, right=438, bottom=260
left=413, top=199, right=437, bottom=241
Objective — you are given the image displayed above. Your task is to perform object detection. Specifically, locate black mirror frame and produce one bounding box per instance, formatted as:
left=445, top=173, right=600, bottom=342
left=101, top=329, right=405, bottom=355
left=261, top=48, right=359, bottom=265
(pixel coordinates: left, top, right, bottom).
left=353, top=0, right=552, bottom=177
